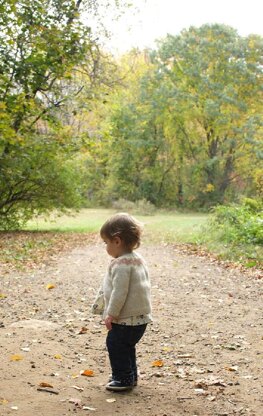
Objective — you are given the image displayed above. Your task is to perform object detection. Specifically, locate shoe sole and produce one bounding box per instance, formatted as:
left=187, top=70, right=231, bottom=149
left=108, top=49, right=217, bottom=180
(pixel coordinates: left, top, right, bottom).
left=108, top=377, right=137, bottom=387
left=106, top=385, right=133, bottom=391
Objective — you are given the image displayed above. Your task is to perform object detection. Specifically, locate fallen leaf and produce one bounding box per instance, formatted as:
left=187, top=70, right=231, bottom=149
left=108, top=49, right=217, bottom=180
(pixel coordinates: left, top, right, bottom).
left=106, top=398, right=116, bottom=403
left=225, top=366, right=238, bottom=372
left=78, top=327, right=88, bottom=334
left=0, top=399, right=8, bottom=405
left=72, top=374, right=79, bottom=379
left=46, top=283, right=56, bottom=290
left=54, top=354, right=62, bottom=360
left=151, top=360, right=164, bottom=367
left=81, top=369, right=94, bottom=377
left=0, top=293, right=7, bottom=299
left=10, top=354, right=23, bottom=361
left=39, top=382, right=54, bottom=388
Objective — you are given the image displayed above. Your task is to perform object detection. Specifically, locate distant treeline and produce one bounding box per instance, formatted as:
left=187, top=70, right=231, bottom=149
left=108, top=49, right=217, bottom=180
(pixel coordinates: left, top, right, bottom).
left=0, top=2, right=262, bottom=229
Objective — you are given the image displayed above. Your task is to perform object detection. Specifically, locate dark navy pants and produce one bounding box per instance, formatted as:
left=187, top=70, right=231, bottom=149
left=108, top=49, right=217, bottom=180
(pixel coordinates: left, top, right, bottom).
left=106, top=323, right=147, bottom=385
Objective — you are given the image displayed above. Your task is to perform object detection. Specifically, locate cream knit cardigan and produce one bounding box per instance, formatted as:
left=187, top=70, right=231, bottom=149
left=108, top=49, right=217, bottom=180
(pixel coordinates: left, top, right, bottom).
left=103, top=251, right=152, bottom=320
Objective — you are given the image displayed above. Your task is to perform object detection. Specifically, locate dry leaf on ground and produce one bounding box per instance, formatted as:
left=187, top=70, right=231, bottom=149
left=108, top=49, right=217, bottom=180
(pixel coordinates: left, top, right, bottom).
left=46, top=283, right=56, bottom=290
left=39, top=382, right=54, bottom=388
left=151, top=360, right=164, bottom=367
left=225, top=366, right=238, bottom=372
left=81, top=369, right=94, bottom=377
left=10, top=355, right=23, bottom=361
left=78, top=327, right=88, bottom=334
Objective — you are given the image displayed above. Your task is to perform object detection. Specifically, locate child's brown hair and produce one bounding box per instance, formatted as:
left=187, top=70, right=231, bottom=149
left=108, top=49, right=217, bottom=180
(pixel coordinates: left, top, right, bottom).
left=100, top=213, right=142, bottom=249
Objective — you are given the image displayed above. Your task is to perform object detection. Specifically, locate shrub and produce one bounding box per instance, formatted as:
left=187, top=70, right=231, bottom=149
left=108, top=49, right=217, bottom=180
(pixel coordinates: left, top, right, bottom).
left=207, top=199, right=263, bottom=245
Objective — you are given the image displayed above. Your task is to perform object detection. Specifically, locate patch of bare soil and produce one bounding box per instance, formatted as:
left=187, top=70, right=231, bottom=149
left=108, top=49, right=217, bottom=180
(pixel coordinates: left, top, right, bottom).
left=1, top=239, right=262, bottom=416
left=0, top=232, right=97, bottom=275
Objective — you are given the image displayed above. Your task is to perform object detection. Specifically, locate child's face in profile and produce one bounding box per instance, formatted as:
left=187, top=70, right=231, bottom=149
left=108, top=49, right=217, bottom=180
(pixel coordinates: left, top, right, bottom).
left=102, top=236, right=126, bottom=258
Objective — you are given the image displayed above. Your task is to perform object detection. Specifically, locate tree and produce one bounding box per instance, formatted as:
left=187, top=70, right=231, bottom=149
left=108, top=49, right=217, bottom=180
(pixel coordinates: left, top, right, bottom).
left=91, top=50, right=175, bottom=206
left=154, top=24, right=263, bottom=206
left=56, top=24, right=262, bottom=210
left=0, top=0, right=128, bottom=228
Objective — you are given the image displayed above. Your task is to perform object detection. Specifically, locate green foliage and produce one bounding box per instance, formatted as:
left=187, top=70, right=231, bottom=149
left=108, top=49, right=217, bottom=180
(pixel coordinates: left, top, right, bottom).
left=0, top=0, right=126, bottom=229
left=208, top=200, right=263, bottom=245
left=153, top=25, right=263, bottom=207
left=87, top=25, right=262, bottom=209
left=200, top=199, right=263, bottom=265
left=0, top=135, right=85, bottom=230
left=1, top=14, right=262, bottom=229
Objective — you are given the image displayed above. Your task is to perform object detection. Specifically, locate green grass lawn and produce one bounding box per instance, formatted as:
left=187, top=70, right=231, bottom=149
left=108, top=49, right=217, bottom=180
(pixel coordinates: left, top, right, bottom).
left=141, top=213, right=208, bottom=244
left=25, top=208, right=208, bottom=244
left=26, top=209, right=114, bottom=233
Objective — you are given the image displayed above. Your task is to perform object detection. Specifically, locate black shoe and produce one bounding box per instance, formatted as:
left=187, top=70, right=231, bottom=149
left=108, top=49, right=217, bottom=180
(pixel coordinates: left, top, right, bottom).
left=106, top=380, right=133, bottom=391
left=109, top=375, right=137, bottom=386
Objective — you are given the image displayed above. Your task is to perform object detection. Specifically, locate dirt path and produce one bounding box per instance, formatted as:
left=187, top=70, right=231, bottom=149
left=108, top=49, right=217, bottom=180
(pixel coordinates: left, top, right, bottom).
left=1, top=239, right=262, bottom=416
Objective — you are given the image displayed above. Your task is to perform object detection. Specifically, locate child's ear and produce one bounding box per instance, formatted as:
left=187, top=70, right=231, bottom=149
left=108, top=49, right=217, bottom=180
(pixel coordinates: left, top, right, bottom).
left=114, top=236, right=122, bottom=245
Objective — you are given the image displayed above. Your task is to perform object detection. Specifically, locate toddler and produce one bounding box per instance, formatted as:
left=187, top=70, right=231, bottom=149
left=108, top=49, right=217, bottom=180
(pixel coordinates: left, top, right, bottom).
left=92, top=213, right=152, bottom=391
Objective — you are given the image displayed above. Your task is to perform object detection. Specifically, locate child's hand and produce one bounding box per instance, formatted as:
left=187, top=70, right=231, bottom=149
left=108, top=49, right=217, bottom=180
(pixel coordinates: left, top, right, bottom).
left=105, top=315, right=114, bottom=330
